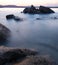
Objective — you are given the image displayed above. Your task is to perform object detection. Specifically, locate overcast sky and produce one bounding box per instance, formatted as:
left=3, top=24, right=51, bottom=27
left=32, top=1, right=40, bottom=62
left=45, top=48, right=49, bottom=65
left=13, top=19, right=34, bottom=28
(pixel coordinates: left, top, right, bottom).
left=0, top=0, right=58, bottom=6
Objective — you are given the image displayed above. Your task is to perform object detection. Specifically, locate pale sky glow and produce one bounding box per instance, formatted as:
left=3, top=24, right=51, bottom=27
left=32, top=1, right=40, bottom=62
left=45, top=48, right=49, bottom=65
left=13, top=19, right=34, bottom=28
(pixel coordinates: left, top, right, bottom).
left=0, top=0, right=58, bottom=6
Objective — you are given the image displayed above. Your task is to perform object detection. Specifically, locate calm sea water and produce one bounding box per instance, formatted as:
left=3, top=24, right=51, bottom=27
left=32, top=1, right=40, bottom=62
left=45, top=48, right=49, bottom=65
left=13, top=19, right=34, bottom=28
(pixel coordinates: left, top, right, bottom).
left=0, top=8, right=58, bottom=64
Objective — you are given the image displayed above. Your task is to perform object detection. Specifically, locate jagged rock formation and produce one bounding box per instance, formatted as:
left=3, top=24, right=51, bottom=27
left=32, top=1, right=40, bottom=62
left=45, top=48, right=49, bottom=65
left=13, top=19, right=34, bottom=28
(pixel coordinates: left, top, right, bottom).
left=23, top=5, right=55, bottom=14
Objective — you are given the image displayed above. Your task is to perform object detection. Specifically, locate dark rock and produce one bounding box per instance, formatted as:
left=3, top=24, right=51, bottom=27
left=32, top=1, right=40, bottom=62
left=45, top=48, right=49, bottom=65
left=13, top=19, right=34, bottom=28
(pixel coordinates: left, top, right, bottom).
left=0, top=56, right=6, bottom=65
left=21, top=49, right=38, bottom=56
left=2, top=50, right=26, bottom=63
left=14, top=16, right=23, bottom=21
left=36, top=18, right=42, bottom=20
left=0, top=24, right=10, bottom=42
left=39, top=6, right=55, bottom=14
left=23, top=5, right=38, bottom=14
left=6, top=14, right=15, bottom=19
left=23, top=5, right=55, bottom=14
left=0, top=46, right=56, bottom=65
left=0, top=46, right=38, bottom=65
left=6, top=14, right=23, bottom=21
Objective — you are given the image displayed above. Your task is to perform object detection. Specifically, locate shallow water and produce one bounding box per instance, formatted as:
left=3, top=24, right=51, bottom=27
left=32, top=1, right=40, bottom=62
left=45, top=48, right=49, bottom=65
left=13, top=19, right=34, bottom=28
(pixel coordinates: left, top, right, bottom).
left=0, top=8, right=58, bottom=64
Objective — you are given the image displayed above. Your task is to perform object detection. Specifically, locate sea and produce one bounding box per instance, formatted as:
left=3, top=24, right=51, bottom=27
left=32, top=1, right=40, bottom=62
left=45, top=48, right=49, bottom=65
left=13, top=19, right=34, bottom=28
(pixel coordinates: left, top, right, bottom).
left=0, top=8, right=58, bottom=64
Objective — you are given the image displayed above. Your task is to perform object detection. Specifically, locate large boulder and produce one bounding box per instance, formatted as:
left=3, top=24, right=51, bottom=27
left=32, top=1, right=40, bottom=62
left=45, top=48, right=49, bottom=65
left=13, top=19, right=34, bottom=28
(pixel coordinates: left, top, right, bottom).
left=23, top=5, right=55, bottom=14
left=0, top=46, right=57, bottom=65
left=0, top=46, right=38, bottom=65
left=39, top=6, right=55, bottom=14
left=0, top=24, right=10, bottom=42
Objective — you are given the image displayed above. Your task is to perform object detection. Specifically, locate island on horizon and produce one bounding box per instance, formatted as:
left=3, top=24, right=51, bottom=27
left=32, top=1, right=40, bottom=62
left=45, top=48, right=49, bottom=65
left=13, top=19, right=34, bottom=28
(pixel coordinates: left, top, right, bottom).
left=0, top=5, right=58, bottom=8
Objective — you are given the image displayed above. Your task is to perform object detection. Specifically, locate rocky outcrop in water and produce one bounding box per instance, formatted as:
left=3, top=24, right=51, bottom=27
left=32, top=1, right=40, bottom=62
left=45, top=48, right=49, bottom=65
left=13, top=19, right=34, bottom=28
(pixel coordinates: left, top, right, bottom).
left=6, top=14, right=15, bottom=19
left=39, top=6, right=55, bottom=14
left=0, top=24, right=10, bottom=42
left=6, top=14, right=23, bottom=21
left=0, top=46, right=56, bottom=65
left=23, top=5, right=55, bottom=14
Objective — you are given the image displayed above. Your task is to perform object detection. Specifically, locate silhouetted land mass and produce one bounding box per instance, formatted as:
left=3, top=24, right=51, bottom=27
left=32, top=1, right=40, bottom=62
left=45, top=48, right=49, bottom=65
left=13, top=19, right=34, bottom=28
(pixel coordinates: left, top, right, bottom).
left=0, top=5, right=58, bottom=8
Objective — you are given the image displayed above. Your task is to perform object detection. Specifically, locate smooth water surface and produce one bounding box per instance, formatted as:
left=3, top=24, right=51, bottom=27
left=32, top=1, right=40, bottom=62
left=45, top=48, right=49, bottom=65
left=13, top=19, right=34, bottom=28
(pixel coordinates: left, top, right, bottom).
left=0, top=8, right=58, bottom=64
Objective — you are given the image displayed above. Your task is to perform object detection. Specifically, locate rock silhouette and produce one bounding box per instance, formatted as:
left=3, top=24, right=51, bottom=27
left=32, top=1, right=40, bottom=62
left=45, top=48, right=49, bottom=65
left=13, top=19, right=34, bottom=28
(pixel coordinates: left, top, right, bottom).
left=23, top=5, right=55, bottom=14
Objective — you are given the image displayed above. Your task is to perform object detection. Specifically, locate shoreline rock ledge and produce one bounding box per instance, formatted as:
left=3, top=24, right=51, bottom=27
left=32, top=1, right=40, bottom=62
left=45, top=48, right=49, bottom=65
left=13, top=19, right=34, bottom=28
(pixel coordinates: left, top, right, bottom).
left=0, top=23, right=10, bottom=42
left=0, top=46, right=56, bottom=65
left=23, top=5, right=55, bottom=14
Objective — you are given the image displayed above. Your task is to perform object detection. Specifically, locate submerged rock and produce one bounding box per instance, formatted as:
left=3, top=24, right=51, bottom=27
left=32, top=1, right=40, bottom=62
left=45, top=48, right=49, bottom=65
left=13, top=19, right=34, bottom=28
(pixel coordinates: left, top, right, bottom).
left=36, top=18, right=42, bottom=20
left=0, top=24, right=10, bottom=42
left=23, top=5, right=55, bottom=14
left=14, top=16, right=23, bottom=21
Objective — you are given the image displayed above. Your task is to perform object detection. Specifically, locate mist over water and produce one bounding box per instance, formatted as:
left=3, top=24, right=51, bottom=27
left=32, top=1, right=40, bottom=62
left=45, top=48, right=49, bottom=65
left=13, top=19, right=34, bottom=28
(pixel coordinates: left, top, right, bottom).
left=0, top=8, right=58, bottom=64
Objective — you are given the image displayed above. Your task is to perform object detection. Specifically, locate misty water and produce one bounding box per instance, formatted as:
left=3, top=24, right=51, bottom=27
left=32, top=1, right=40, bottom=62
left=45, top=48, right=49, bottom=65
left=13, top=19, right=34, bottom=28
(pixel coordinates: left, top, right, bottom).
left=0, top=8, right=58, bottom=64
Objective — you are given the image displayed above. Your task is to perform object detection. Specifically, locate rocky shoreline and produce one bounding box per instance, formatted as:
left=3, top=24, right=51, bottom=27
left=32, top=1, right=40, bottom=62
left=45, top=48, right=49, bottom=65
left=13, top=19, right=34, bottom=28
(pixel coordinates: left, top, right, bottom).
left=0, top=46, right=56, bottom=65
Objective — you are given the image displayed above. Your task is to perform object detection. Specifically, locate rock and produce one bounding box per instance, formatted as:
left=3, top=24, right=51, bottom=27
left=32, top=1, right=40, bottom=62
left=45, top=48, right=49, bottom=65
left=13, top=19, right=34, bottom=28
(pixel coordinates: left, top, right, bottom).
left=2, top=50, right=26, bottom=63
left=14, top=55, right=56, bottom=65
left=23, top=5, right=55, bottom=14
left=0, top=24, right=10, bottom=42
left=14, top=16, right=23, bottom=21
left=0, top=46, right=56, bottom=65
left=0, top=46, right=38, bottom=65
left=21, top=49, right=38, bottom=56
left=6, top=14, right=23, bottom=21
left=36, top=18, right=42, bottom=20
left=23, top=5, right=38, bottom=14
left=51, top=17, right=58, bottom=19
left=39, top=6, right=55, bottom=14
left=6, top=14, right=15, bottom=19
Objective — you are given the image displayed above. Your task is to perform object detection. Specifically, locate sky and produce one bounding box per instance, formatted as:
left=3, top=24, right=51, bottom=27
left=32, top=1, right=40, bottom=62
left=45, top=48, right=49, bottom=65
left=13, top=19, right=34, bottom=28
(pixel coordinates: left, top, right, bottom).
left=0, top=0, right=58, bottom=6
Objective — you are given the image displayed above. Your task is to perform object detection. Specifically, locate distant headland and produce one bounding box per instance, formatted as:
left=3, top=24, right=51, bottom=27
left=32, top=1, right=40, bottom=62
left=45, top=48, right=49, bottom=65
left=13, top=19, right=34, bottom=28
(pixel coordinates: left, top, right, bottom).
left=0, top=5, right=58, bottom=8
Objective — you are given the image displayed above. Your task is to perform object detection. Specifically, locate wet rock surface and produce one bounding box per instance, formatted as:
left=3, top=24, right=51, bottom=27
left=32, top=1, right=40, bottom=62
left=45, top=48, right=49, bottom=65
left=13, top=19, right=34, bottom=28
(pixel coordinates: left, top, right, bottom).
left=0, top=46, right=56, bottom=65
left=23, top=5, right=55, bottom=14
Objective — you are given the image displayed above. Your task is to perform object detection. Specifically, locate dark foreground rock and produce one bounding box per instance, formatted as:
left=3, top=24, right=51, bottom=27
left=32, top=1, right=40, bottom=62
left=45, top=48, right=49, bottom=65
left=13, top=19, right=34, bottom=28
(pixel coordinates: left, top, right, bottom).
left=23, top=5, right=55, bottom=14
left=0, top=24, right=10, bottom=42
left=0, top=46, right=56, bottom=65
left=6, top=14, right=23, bottom=21
left=0, top=46, right=37, bottom=65
left=14, top=56, right=56, bottom=65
